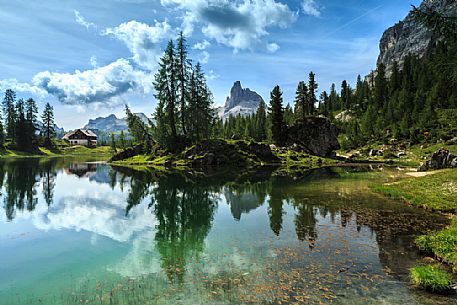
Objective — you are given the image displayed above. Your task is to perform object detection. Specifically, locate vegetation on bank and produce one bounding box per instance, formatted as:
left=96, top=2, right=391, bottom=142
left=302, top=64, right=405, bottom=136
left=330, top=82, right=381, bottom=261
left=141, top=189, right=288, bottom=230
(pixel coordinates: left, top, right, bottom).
left=371, top=168, right=457, bottom=291
left=410, top=265, right=453, bottom=292
left=0, top=141, right=112, bottom=158
left=370, top=169, right=457, bottom=212
left=416, top=220, right=457, bottom=271
left=111, top=139, right=338, bottom=171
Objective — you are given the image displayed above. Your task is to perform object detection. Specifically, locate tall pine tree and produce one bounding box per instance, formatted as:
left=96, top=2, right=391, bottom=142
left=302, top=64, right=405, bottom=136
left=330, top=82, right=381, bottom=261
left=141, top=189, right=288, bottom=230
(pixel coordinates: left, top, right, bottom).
left=269, top=86, right=285, bottom=146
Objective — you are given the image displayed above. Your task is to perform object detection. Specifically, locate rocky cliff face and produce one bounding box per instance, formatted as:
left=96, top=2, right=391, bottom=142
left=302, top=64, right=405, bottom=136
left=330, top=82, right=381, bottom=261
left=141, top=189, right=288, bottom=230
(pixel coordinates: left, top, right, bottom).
left=377, top=0, right=457, bottom=75
left=218, top=81, right=264, bottom=119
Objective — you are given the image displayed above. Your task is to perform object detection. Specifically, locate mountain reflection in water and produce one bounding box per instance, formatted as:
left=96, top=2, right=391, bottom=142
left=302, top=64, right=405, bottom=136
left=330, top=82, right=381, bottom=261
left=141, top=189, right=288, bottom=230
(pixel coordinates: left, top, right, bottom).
left=0, top=158, right=454, bottom=305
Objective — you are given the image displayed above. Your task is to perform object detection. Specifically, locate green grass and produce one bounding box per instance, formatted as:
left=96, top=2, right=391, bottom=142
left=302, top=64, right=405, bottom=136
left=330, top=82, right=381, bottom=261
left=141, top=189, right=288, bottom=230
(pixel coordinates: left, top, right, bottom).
left=410, top=265, right=453, bottom=292
left=370, top=169, right=457, bottom=212
left=416, top=220, right=457, bottom=270
left=59, top=145, right=112, bottom=156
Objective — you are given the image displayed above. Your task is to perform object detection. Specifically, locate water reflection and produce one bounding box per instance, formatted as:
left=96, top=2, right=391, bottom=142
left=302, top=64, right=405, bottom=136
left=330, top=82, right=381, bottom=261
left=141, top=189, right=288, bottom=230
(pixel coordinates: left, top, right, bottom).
left=0, top=159, right=454, bottom=304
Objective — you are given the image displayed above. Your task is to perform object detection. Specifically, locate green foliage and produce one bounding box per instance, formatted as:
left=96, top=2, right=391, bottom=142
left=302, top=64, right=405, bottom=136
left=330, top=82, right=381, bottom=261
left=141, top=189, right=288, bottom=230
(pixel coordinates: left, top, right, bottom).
left=2, top=89, right=17, bottom=140
left=152, top=33, right=214, bottom=150
left=41, top=102, right=55, bottom=148
left=370, top=169, right=457, bottom=212
left=411, top=4, right=457, bottom=41
left=410, top=265, right=453, bottom=292
left=416, top=220, right=457, bottom=269
left=110, top=133, right=117, bottom=153
left=269, top=85, right=285, bottom=146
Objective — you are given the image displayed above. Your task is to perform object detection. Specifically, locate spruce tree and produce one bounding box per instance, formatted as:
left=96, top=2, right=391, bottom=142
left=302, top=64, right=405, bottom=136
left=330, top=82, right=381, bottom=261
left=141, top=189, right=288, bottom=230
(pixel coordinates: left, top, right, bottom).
left=373, top=62, right=388, bottom=110
left=255, top=100, right=267, bottom=142
left=154, top=40, right=178, bottom=144
left=15, top=99, right=27, bottom=150
left=308, top=72, right=318, bottom=115
left=176, top=32, right=191, bottom=135
left=2, top=89, right=17, bottom=140
left=26, top=98, right=38, bottom=145
left=269, top=85, right=285, bottom=146
left=294, top=81, right=308, bottom=121
left=110, top=133, right=117, bottom=153
left=41, top=102, right=55, bottom=148
left=329, top=83, right=339, bottom=112
left=119, top=130, right=126, bottom=149
left=341, top=80, right=351, bottom=110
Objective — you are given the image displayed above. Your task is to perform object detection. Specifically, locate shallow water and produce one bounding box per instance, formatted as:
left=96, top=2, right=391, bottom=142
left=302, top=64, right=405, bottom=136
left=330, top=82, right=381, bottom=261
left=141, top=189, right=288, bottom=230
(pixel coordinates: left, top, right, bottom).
left=0, top=158, right=455, bottom=305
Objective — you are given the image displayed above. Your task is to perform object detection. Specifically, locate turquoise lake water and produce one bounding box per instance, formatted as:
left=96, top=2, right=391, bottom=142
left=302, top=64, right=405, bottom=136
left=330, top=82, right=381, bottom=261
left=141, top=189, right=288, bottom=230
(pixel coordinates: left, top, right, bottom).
left=0, top=158, right=455, bottom=305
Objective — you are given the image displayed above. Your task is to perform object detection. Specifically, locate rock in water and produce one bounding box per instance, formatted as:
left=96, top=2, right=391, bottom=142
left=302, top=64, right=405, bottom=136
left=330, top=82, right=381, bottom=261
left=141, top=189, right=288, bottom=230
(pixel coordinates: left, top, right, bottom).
left=218, top=81, right=264, bottom=119
left=376, top=0, right=457, bottom=76
left=286, top=117, right=340, bottom=157
left=418, top=149, right=457, bottom=171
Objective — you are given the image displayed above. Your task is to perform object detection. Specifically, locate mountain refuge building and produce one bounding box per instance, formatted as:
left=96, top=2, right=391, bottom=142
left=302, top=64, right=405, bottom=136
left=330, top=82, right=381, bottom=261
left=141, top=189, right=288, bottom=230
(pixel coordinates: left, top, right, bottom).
left=63, top=129, right=98, bottom=148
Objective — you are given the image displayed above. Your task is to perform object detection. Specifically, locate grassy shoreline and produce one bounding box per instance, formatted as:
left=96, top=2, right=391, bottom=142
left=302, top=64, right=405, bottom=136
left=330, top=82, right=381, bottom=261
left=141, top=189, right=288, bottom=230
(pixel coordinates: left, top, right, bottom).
left=370, top=168, right=457, bottom=291
left=0, top=145, right=113, bottom=159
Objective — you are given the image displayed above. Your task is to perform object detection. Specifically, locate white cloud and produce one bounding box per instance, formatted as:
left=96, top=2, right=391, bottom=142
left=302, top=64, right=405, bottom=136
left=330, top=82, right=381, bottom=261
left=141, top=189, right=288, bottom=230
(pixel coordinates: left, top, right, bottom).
left=90, top=55, right=98, bottom=68
left=198, top=51, right=210, bottom=64
left=302, top=0, right=321, bottom=17
left=193, top=40, right=211, bottom=50
left=161, top=0, right=297, bottom=52
left=103, top=20, right=172, bottom=70
left=32, top=58, right=154, bottom=106
left=74, top=10, right=97, bottom=29
left=267, top=42, right=280, bottom=53
left=207, top=69, right=219, bottom=80
left=0, top=78, right=48, bottom=96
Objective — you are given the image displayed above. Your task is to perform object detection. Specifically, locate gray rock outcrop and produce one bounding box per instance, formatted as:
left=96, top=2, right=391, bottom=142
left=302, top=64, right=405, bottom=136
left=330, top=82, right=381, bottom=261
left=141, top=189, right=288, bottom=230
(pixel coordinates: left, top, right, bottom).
left=377, top=0, right=457, bottom=75
left=418, top=149, right=457, bottom=171
left=286, top=117, right=340, bottom=157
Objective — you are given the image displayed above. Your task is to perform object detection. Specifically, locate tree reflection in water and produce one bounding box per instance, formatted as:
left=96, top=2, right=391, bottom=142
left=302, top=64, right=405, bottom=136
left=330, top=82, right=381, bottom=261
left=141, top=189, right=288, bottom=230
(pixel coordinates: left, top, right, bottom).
left=0, top=160, right=449, bottom=295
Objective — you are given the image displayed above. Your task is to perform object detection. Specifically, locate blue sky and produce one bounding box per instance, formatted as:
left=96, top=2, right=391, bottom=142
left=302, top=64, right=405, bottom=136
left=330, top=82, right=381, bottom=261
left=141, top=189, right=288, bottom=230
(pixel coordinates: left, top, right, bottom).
left=0, top=0, right=421, bottom=130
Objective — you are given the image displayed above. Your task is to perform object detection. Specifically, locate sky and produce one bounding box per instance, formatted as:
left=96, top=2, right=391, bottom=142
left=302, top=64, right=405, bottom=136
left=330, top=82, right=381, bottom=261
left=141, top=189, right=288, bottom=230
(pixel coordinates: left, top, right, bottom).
left=0, top=0, right=422, bottom=130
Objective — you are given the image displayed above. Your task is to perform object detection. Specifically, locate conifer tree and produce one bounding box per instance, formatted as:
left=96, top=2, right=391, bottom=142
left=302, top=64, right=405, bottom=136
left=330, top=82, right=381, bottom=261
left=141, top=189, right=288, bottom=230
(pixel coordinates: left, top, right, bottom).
left=373, top=62, right=388, bottom=110
left=269, top=85, right=285, bottom=146
left=187, top=63, right=214, bottom=142
left=26, top=98, right=38, bottom=144
left=110, top=133, right=117, bottom=153
left=294, top=81, right=308, bottom=121
left=2, top=89, right=17, bottom=140
left=328, top=83, right=339, bottom=112
left=41, top=102, right=55, bottom=148
left=254, top=100, right=267, bottom=141
left=176, top=32, right=191, bottom=135
left=154, top=40, right=178, bottom=144
left=341, top=80, right=351, bottom=110
left=308, top=72, right=318, bottom=115
left=119, top=130, right=126, bottom=149
left=15, top=99, right=28, bottom=150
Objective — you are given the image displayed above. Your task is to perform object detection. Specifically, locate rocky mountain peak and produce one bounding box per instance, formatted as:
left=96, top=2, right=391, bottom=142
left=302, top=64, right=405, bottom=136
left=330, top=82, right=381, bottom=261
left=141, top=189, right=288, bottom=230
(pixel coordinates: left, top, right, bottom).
left=225, top=81, right=264, bottom=110
left=218, top=81, right=264, bottom=119
left=377, top=0, right=457, bottom=75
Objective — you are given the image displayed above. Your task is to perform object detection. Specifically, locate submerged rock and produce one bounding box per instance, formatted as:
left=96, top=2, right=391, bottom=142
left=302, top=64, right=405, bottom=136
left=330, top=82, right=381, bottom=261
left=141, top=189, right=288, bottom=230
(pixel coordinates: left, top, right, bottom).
left=418, top=149, right=457, bottom=171
left=286, top=117, right=340, bottom=157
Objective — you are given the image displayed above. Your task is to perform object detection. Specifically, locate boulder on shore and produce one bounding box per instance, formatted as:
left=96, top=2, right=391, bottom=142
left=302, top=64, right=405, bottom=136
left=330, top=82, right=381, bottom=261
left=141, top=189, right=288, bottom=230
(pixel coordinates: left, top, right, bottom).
left=183, top=139, right=280, bottom=168
left=286, top=117, right=340, bottom=157
left=418, top=149, right=457, bottom=171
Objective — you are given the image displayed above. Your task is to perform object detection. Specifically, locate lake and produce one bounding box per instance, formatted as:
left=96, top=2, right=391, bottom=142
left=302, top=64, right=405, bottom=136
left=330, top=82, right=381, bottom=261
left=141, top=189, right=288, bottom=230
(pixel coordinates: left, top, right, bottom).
left=0, top=158, right=455, bottom=305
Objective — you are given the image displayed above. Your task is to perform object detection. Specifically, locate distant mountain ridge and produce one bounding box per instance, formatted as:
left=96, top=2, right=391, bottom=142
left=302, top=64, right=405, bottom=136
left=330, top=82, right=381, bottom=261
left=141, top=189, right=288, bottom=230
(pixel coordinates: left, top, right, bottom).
left=217, top=81, right=264, bottom=119
left=83, top=113, right=149, bottom=132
